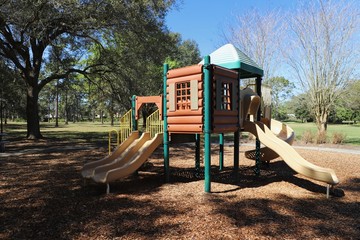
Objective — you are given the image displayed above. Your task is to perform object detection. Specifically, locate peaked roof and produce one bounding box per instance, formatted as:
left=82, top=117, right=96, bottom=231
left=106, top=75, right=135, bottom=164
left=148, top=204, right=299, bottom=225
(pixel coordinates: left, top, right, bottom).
left=199, top=44, right=263, bottom=78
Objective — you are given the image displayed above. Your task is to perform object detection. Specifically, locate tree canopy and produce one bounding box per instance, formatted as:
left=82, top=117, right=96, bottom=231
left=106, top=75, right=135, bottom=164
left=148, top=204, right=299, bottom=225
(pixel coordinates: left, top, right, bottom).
left=0, top=0, right=176, bottom=139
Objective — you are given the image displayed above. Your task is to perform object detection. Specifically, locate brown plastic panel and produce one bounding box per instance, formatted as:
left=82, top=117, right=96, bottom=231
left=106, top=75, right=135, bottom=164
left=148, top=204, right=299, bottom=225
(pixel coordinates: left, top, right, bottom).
left=135, top=95, right=163, bottom=120
left=213, top=110, right=238, bottom=116
left=168, top=115, right=203, bottom=124
left=167, top=107, right=203, bottom=116
left=213, top=65, right=238, bottom=78
left=213, top=116, right=238, bottom=124
left=167, top=73, right=203, bottom=84
left=167, top=64, right=203, bottom=79
left=212, top=125, right=238, bottom=133
left=168, top=124, right=203, bottom=133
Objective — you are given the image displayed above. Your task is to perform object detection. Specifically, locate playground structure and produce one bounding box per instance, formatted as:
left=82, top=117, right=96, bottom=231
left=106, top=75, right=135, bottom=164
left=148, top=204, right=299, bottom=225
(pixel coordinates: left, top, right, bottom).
left=81, top=44, right=339, bottom=197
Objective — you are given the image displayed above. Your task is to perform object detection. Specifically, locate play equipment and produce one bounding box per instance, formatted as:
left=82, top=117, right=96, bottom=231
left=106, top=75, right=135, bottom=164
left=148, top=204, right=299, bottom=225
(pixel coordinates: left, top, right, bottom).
left=81, top=95, right=164, bottom=193
left=82, top=43, right=339, bottom=197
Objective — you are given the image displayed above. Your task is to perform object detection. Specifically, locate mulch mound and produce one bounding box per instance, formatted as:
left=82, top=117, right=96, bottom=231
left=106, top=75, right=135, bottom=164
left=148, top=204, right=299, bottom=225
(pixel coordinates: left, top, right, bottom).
left=1, top=138, right=359, bottom=239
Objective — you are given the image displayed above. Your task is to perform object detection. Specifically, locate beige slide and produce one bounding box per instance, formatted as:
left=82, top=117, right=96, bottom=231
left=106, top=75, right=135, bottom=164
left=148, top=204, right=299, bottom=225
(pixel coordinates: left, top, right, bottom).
left=81, top=131, right=140, bottom=179
left=243, top=120, right=339, bottom=185
left=245, top=119, right=295, bottom=161
left=91, top=133, right=163, bottom=193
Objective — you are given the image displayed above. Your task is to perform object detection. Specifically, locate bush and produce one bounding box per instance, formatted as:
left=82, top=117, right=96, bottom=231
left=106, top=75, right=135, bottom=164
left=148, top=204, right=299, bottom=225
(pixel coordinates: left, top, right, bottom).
left=301, top=130, right=314, bottom=144
left=315, top=131, right=328, bottom=144
left=332, top=132, right=346, bottom=144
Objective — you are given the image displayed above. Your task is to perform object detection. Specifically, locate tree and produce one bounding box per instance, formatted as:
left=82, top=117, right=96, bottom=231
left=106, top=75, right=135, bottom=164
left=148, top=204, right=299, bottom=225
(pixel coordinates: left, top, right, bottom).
left=0, top=0, right=175, bottom=139
left=286, top=0, right=359, bottom=133
left=263, top=76, right=294, bottom=120
left=223, top=9, right=286, bottom=80
left=288, top=93, right=313, bottom=123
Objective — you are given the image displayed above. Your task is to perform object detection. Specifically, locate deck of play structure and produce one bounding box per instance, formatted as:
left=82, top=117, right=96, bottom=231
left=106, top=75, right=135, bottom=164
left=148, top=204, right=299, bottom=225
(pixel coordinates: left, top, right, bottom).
left=81, top=44, right=339, bottom=197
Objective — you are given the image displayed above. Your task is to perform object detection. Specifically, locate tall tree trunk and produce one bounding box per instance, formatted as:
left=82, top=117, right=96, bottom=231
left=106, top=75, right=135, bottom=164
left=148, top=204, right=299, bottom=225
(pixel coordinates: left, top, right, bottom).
left=64, top=89, right=68, bottom=125
left=55, top=81, right=59, bottom=127
left=26, top=85, right=42, bottom=139
left=315, top=110, right=328, bottom=134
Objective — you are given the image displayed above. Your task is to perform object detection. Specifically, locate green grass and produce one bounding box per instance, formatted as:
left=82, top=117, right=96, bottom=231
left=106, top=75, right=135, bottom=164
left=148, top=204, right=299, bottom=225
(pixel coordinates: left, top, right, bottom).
left=3, top=121, right=117, bottom=143
left=2, top=120, right=360, bottom=146
left=286, top=122, right=360, bottom=145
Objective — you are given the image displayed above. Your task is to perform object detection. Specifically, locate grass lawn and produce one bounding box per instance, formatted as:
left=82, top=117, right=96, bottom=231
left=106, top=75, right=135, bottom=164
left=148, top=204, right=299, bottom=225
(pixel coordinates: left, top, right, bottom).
left=286, top=122, right=360, bottom=145
left=3, top=120, right=360, bottom=146
left=3, top=121, right=115, bottom=143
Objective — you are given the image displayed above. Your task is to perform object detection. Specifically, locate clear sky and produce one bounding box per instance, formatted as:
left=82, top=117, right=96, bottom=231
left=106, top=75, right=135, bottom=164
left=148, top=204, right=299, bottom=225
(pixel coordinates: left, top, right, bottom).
left=166, top=0, right=296, bottom=57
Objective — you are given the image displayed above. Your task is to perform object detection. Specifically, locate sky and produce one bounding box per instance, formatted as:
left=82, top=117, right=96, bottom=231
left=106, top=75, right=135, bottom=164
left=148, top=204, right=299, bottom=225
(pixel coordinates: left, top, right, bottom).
left=166, top=0, right=296, bottom=57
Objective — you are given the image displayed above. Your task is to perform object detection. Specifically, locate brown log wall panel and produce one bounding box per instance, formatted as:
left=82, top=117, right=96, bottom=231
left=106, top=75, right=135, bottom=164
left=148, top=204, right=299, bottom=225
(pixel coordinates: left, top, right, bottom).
left=213, top=116, right=238, bottom=124
left=168, top=115, right=203, bottom=124
left=212, top=125, right=238, bottom=133
left=213, top=110, right=238, bottom=116
left=168, top=124, right=203, bottom=133
left=167, top=74, right=203, bottom=85
left=167, top=108, right=203, bottom=116
left=167, top=65, right=203, bottom=79
left=213, top=65, right=238, bottom=78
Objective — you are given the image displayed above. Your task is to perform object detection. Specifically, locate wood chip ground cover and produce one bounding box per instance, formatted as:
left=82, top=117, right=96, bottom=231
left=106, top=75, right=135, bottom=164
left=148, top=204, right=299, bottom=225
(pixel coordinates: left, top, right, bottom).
left=0, top=139, right=359, bottom=239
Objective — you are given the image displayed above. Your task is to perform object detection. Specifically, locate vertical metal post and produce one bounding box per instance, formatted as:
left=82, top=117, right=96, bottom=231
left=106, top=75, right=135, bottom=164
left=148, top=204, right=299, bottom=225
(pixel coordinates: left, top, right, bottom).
left=203, top=56, right=211, bottom=193
left=254, top=76, right=262, bottom=176
left=131, top=95, right=137, bottom=131
left=219, top=133, right=224, bottom=171
left=234, top=71, right=241, bottom=174
left=163, top=64, right=170, bottom=182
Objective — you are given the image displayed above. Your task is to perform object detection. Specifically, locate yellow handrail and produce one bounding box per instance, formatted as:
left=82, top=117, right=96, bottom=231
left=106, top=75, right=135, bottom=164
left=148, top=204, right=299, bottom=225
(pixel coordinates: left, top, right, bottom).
left=146, top=109, right=163, bottom=139
left=108, top=109, right=132, bottom=154
left=119, top=109, right=132, bottom=143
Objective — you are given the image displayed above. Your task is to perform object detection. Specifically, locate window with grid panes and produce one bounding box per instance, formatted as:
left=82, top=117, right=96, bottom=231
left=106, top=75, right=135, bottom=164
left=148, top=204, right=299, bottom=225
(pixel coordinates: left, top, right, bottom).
left=176, top=81, right=191, bottom=110
left=221, top=82, right=232, bottom=110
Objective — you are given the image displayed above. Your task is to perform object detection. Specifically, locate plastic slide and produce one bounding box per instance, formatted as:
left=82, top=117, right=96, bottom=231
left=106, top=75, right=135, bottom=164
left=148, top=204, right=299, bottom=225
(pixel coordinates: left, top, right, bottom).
left=81, top=131, right=140, bottom=179
left=91, top=132, right=163, bottom=184
left=245, top=119, right=295, bottom=162
left=243, top=120, right=339, bottom=185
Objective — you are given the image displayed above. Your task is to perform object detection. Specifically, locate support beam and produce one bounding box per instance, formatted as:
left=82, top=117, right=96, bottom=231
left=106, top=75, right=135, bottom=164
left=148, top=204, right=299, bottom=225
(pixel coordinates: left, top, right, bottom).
left=203, top=56, right=212, bottom=193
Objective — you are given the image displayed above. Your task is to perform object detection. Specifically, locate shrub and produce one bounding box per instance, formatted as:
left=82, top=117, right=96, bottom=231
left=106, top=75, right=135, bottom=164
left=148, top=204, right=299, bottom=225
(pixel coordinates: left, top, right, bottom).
left=315, top=131, right=328, bottom=144
left=301, top=130, right=314, bottom=144
left=331, top=132, right=346, bottom=144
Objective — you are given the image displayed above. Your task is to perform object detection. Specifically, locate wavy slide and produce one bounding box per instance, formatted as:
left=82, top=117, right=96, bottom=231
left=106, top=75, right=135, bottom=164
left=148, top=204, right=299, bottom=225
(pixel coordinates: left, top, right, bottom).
left=245, top=119, right=295, bottom=162
left=91, top=132, right=163, bottom=192
left=81, top=131, right=140, bottom=179
left=243, top=120, right=339, bottom=185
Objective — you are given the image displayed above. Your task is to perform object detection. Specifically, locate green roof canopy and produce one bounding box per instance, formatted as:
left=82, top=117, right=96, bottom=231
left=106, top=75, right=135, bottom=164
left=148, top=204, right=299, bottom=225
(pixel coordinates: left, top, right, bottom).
left=200, top=44, right=263, bottom=78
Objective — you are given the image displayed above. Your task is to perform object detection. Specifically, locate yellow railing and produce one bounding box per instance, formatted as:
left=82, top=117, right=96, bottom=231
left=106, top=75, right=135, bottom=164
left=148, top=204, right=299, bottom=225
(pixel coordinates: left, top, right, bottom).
left=108, top=109, right=132, bottom=155
left=146, top=109, right=163, bottom=139
left=119, top=109, right=132, bottom=143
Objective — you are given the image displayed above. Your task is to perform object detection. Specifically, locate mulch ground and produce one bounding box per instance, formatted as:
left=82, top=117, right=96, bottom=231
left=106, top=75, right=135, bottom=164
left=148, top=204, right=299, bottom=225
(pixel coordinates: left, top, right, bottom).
left=1, top=138, right=359, bottom=239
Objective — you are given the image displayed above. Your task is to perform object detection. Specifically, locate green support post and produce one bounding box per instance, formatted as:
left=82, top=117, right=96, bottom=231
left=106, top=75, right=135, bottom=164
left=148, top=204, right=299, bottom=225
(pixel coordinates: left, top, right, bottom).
left=163, top=64, right=170, bottom=182
left=203, top=56, right=211, bottom=193
left=131, top=95, right=137, bottom=131
left=219, top=133, right=224, bottom=171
